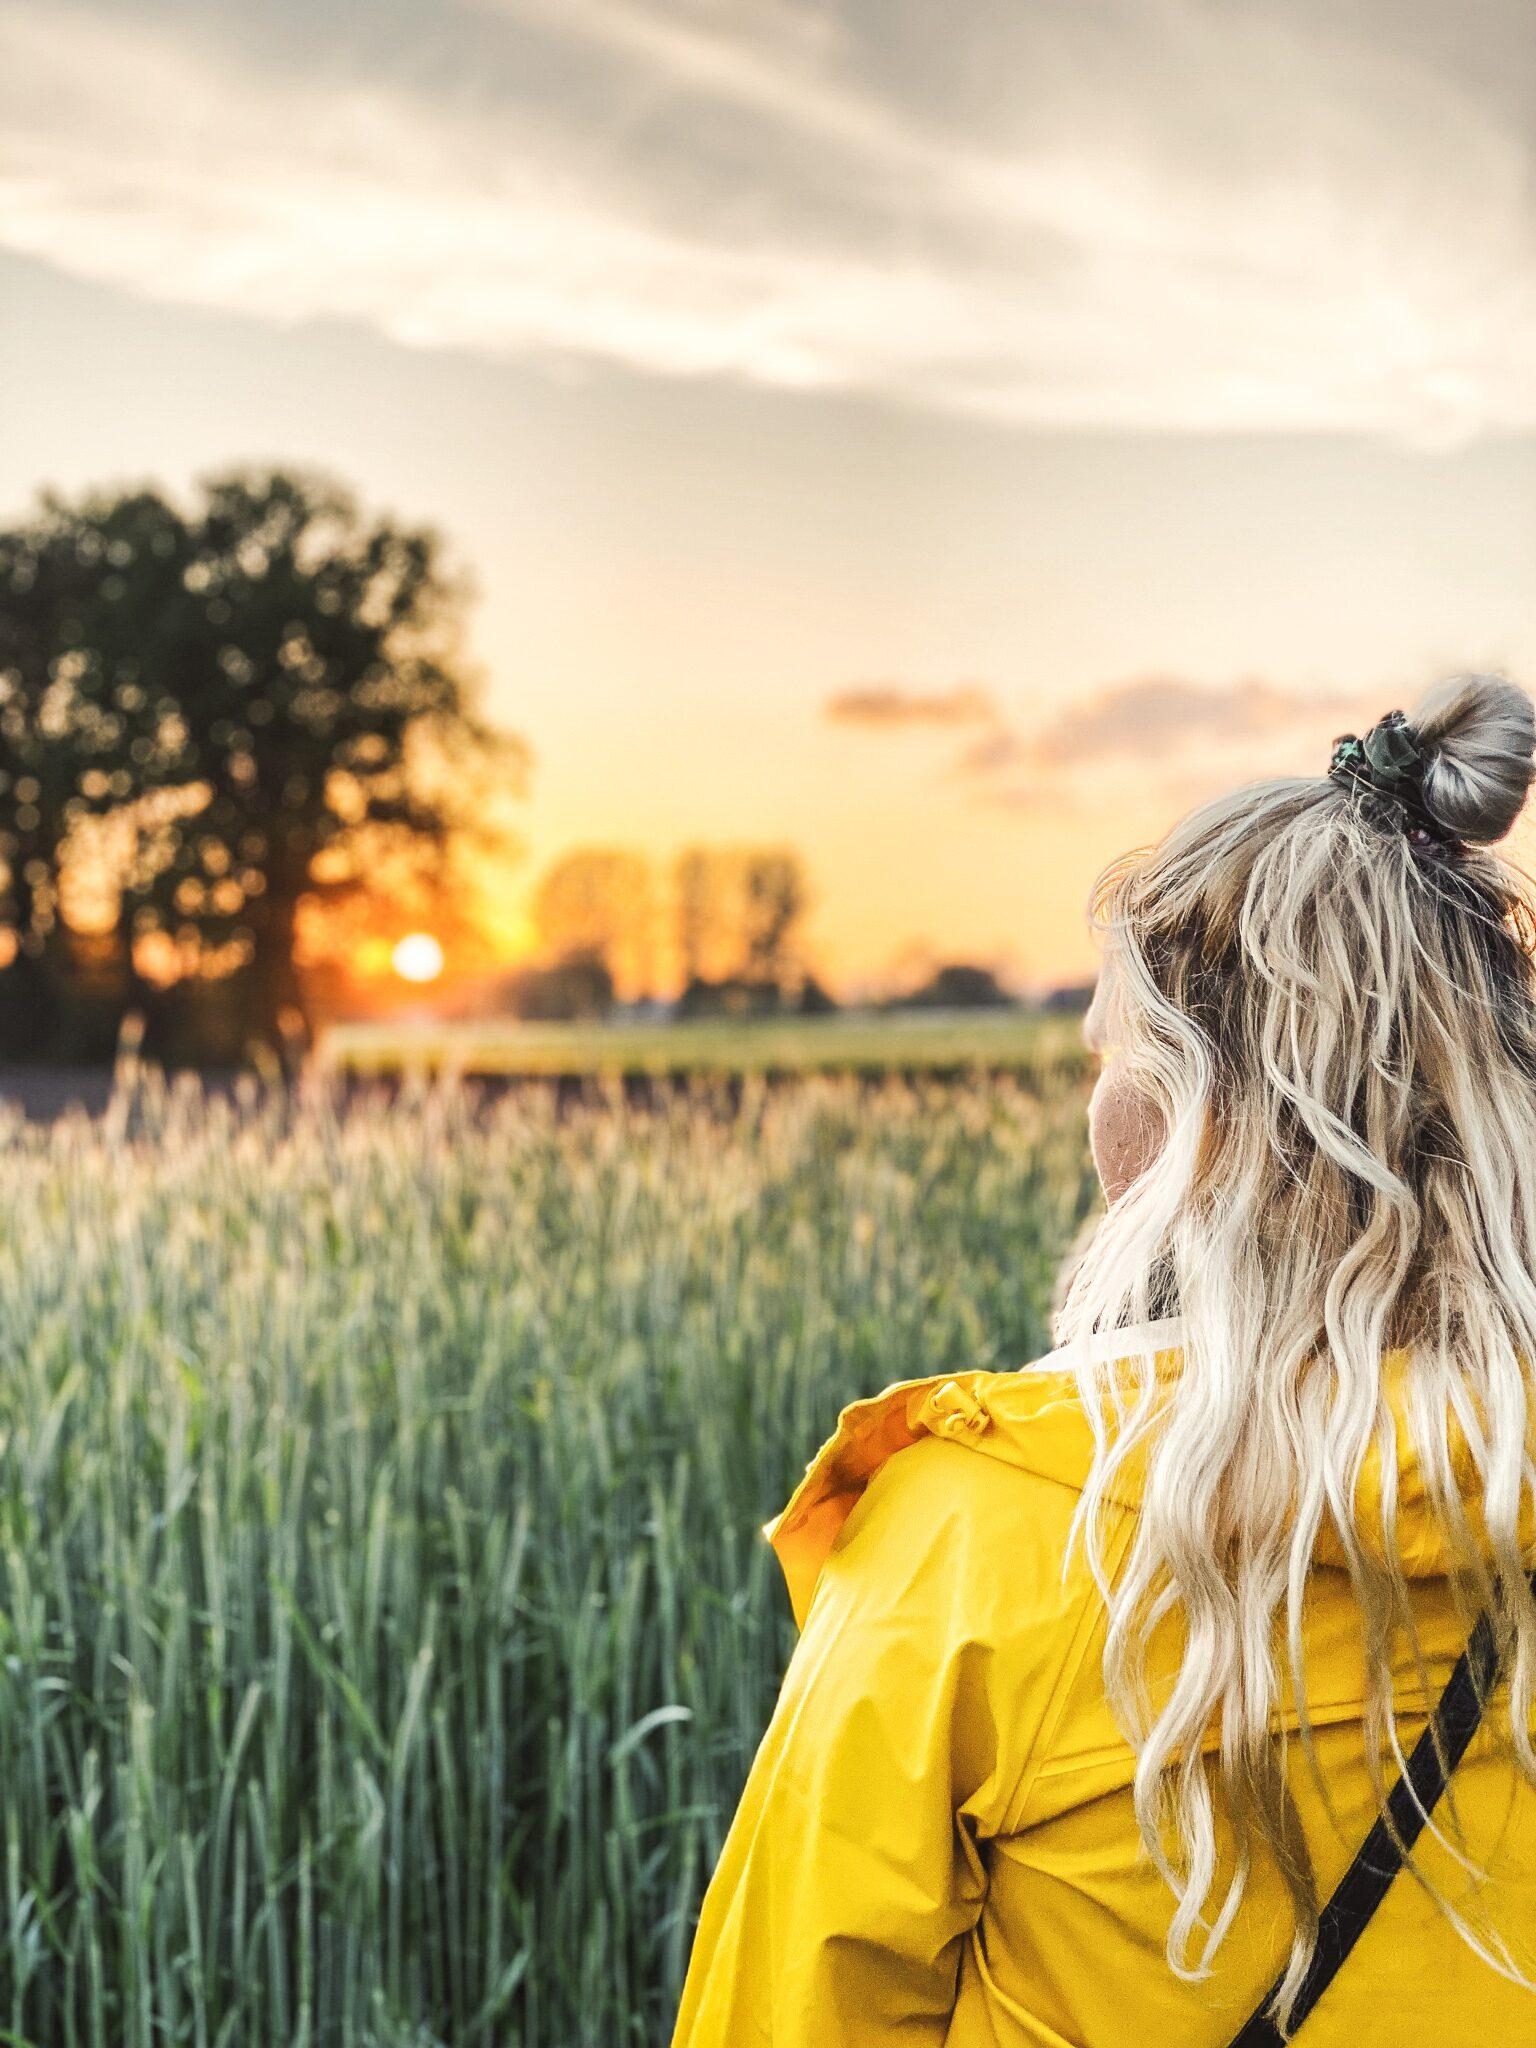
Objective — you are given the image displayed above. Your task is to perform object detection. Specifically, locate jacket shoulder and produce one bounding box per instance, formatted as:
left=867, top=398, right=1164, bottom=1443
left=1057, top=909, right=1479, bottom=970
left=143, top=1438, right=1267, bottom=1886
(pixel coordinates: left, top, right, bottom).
left=763, top=1362, right=1105, bottom=1631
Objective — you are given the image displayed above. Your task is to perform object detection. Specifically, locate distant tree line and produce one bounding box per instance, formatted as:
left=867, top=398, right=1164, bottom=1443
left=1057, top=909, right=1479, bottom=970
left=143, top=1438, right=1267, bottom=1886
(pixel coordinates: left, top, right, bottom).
left=0, top=469, right=522, bottom=1064
left=890, top=961, right=1015, bottom=1010
left=502, top=843, right=831, bottom=1020
left=504, top=845, right=1023, bottom=1021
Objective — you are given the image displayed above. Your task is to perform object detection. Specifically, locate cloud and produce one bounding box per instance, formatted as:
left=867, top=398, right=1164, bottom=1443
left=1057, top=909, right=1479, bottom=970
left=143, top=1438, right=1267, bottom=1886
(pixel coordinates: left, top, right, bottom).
left=0, top=0, right=1533, bottom=439
left=831, top=672, right=1354, bottom=807
left=949, top=725, right=1028, bottom=775
left=1028, top=674, right=1351, bottom=767
left=827, top=670, right=1355, bottom=826
left=939, top=673, right=1362, bottom=816
left=825, top=682, right=997, bottom=728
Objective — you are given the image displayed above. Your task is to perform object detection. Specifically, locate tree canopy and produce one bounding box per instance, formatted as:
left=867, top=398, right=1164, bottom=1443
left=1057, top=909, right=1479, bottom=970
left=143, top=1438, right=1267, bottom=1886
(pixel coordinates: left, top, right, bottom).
left=0, top=468, right=525, bottom=1062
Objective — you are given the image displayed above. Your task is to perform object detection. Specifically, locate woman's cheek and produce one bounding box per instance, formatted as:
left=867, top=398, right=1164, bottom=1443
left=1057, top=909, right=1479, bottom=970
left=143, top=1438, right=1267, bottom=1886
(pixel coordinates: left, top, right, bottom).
left=1089, top=1063, right=1162, bottom=1203
left=1087, top=1068, right=1118, bottom=1199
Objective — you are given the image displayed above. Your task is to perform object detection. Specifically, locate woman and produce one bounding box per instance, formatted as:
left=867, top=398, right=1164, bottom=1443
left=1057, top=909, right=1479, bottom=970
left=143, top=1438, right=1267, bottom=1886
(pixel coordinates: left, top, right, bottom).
left=669, top=672, right=1536, bottom=2046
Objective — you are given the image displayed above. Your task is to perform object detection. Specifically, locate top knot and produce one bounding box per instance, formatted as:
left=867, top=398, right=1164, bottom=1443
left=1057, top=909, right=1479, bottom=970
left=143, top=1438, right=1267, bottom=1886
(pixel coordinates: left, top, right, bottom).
left=1406, top=673, right=1536, bottom=845
left=1328, top=677, right=1536, bottom=851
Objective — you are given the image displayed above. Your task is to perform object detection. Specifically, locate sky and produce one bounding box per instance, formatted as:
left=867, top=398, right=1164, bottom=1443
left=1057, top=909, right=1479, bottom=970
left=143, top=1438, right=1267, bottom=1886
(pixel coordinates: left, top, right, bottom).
left=1, top=0, right=1533, bottom=991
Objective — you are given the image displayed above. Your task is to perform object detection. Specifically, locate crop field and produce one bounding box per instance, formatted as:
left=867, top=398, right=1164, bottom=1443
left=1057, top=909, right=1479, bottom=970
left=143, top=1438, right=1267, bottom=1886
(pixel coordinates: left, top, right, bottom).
left=0, top=1060, right=1096, bottom=2045
left=316, top=1005, right=1090, bottom=1083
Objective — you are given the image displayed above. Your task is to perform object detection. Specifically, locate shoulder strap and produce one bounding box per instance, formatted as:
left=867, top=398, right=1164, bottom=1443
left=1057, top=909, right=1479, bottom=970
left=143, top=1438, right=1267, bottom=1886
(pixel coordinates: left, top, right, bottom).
left=1228, top=1598, right=1508, bottom=2046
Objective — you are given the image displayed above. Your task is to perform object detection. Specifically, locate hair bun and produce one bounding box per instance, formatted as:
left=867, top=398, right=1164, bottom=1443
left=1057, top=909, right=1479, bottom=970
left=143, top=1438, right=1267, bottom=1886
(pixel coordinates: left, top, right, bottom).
left=1407, top=672, right=1535, bottom=844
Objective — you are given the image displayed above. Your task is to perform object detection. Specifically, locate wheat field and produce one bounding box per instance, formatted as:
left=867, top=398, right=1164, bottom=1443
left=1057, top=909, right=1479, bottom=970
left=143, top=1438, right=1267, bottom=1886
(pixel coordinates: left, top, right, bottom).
left=0, top=1061, right=1095, bottom=2046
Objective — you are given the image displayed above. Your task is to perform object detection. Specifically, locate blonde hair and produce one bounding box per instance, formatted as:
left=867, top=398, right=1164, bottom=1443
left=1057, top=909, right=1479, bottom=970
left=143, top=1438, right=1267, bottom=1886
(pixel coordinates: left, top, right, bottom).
left=1058, top=671, right=1536, bottom=2033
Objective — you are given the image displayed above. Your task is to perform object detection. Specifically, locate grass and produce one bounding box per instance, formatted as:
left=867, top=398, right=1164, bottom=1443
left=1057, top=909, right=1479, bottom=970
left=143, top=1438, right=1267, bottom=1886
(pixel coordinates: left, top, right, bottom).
left=0, top=1059, right=1096, bottom=2045
left=315, top=1005, right=1091, bottom=1082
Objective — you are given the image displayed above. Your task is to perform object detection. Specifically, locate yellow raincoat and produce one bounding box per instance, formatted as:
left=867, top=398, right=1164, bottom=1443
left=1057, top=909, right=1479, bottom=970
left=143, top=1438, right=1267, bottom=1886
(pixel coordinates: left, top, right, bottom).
left=670, top=1317, right=1536, bottom=2045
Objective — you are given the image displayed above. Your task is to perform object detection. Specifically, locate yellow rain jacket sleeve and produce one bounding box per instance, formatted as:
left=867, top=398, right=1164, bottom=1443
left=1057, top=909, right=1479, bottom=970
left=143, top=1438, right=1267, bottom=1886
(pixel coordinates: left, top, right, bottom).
left=669, top=1372, right=1114, bottom=2046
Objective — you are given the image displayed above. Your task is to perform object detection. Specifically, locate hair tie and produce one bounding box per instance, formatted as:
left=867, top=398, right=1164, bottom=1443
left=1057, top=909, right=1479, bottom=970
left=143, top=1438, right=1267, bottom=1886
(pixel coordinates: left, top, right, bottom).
left=1327, top=709, right=1457, bottom=851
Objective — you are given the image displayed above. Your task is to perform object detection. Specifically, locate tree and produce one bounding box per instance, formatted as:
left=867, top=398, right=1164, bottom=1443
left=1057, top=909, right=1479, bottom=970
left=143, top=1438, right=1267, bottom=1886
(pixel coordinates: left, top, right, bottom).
left=0, top=488, right=196, bottom=1055
left=671, top=844, right=811, bottom=1006
left=0, top=467, right=526, bottom=1061
left=739, top=849, right=807, bottom=990
left=531, top=848, right=656, bottom=998
left=673, top=847, right=735, bottom=988
left=503, top=947, right=615, bottom=1022
left=889, top=962, right=1017, bottom=1010
left=796, top=970, right=839, bottom=1015
left=164, top=470, right=522, bottom=1054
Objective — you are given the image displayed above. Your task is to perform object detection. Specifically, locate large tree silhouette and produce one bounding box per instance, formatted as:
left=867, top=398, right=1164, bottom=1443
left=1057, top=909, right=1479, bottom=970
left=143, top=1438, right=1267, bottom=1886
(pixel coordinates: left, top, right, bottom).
left=0, top=468, right=523, bottom=1060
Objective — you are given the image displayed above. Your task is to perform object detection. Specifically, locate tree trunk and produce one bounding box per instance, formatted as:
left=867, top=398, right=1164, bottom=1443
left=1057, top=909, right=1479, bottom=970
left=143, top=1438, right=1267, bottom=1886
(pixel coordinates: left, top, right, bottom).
left=0, top=866, right=59, bottom=1059
left=244, top=886, right=311, bottom=1069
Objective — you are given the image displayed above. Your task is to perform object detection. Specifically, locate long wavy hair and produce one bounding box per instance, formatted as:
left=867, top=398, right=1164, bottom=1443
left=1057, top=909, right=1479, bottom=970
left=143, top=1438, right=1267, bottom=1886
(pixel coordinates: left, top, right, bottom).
left=1056, top=672, right=1536, bottom=2033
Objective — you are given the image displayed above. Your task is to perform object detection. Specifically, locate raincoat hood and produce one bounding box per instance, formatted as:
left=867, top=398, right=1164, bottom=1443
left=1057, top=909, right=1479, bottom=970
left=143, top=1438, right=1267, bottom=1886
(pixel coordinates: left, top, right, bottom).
left=763, top=1315, right=1532, bottom=1629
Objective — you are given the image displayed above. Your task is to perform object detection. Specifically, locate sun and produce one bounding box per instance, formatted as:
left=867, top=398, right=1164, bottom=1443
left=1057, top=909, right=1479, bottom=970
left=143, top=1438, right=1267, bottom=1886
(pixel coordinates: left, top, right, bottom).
left=392, top=932, right=445, bottom=984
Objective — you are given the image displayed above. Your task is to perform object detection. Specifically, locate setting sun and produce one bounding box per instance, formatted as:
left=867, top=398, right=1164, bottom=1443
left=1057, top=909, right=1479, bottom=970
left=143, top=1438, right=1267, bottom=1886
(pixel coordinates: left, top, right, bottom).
left=392, top=932, right=445, bottom=984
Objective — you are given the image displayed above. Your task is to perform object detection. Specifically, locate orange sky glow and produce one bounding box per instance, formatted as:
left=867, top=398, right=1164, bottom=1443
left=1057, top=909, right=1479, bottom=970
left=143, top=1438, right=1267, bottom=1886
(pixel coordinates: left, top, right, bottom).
left=1, top=0, right=1533, bottom=996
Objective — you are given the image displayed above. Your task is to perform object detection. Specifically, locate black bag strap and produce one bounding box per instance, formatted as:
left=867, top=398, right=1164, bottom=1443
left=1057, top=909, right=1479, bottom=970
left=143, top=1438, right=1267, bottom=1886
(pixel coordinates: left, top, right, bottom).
left=1228, top=1595, right=1511, bottom=2046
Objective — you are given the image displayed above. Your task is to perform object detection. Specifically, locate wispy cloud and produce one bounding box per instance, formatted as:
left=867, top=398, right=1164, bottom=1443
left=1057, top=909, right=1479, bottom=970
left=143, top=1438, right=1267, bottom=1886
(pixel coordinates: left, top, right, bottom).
left=1, top=0, right=1533, bottom=439
left=825, top=682, right=997, bottom=728
left=849, top=671, right=1362, bottom=814
left=1026, top=674, right=1352, bottom=767
left=951, top=726, right=1028, bottom=776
